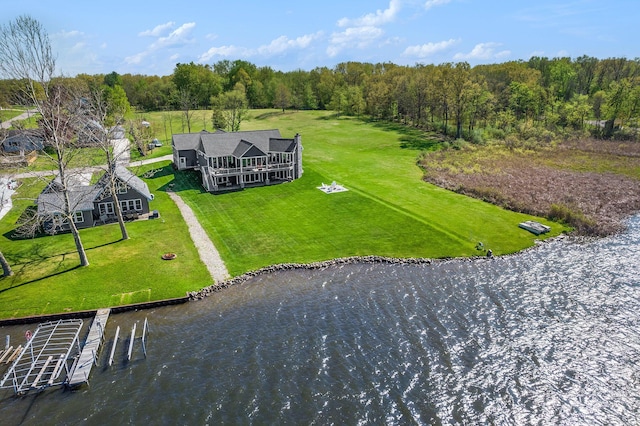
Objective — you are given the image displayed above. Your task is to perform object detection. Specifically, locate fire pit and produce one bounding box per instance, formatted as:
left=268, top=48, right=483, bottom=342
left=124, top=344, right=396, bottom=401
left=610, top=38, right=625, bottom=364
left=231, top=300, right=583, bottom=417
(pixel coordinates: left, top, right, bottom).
left=161, top=252, right=177, bottom=260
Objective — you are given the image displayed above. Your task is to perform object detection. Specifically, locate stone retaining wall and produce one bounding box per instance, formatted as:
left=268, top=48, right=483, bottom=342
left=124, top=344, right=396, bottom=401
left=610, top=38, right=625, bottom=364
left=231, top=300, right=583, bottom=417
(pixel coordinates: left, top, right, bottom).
left=188, top=237, right=565, bottom=301
left=188, top=255, right=439, bottom=300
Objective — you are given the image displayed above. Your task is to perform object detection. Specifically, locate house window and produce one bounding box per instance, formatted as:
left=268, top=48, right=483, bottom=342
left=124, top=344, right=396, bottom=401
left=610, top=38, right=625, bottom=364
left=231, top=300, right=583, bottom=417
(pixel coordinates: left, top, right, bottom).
left=120, top=199, right=143, bottom=212
left=98, top=202, right=114, bottom=215
left=245, top=173, right=262, bottom=183
left=117, top=182, right=128, bottom=194
left=73, top=211, right=84, bottom=223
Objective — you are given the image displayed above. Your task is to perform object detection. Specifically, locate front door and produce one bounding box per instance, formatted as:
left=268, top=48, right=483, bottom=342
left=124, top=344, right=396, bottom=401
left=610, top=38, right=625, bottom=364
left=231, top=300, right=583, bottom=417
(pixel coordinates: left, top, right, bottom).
left=179, top=157, right=187, bottom=169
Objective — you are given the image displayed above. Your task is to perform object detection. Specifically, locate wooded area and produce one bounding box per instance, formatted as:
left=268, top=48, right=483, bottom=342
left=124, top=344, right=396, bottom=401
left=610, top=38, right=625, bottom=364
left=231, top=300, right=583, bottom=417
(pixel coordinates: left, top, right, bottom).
left=2, top=56, right=638, bottom=143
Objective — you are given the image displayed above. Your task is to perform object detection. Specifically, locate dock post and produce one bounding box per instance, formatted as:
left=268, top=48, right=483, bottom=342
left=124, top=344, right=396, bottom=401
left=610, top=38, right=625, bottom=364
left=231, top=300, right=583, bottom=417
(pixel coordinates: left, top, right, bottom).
left=5, top=335, right=8, bottom=350
left=108, top=326, right=120, bottom=366
left=127, top=323, right=136, bottom=361
left=141, top=318, right=148, bottom=358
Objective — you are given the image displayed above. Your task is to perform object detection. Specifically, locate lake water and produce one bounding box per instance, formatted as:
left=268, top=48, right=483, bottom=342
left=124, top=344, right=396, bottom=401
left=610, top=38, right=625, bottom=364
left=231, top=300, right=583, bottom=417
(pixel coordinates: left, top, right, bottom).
left=1, top=216, right=640, bottom=425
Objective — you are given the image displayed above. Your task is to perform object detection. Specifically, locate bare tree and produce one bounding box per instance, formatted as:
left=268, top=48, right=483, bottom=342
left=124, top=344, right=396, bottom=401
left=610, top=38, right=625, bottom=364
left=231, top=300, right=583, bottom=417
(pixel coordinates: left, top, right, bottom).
left=0, top=15, right=89, bottom=266
left=177, top=88, right=196, bottom=132
left=83, top=86, right=129, bottom=240
left=0, top=131, right=14, bottom=277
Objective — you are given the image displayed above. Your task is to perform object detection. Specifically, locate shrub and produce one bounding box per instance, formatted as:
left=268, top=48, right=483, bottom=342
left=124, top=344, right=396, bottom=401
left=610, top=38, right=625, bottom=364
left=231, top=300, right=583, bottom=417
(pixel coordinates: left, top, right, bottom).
left=548, top=203, right=595, bottom=234
left=452, top=138, right=468, bottom=150
left=470, top=129, right=485, bottom=145
left=484, top=126, right=506, bottom=141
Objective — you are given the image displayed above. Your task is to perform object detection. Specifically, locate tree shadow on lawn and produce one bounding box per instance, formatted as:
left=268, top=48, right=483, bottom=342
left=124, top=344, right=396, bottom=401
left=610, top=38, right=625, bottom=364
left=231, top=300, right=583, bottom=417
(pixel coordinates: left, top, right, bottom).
left=0, top=238, right=122, bottom=295
left=369, top=120, right=445, bottom=151
left=140, top=164, right=175, bottom=179
left=158, top=169, right=207, bottom=194
left=0, top=264, right=82, bottom=296
left=315, top=112, right=342, bottom=120
left=254, top=110, right=289, bottom=120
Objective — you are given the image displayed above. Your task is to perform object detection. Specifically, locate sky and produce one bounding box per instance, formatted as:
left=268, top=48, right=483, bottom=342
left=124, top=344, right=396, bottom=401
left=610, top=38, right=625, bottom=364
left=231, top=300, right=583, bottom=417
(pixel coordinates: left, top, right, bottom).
left=3, top=0, right=638, bottom=76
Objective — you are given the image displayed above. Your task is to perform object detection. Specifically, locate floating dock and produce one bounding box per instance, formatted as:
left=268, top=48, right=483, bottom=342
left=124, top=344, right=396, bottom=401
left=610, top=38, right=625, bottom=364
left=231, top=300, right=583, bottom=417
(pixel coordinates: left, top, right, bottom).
left=67, top=308, right=110, bottom=387
left=519, top=220, right=551, bottom=235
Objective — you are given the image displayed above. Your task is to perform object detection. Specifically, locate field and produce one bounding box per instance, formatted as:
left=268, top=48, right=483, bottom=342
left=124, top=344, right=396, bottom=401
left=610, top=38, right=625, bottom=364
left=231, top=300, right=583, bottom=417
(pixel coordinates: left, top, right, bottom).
left=0, top=109, right=564, bottom=319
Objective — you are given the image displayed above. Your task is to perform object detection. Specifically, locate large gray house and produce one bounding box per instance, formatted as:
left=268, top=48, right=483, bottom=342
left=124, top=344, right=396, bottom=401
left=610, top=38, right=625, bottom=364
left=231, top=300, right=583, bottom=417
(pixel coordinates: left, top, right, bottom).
left=36, top=166, right=154, bottom=232
left=172, top=129, right=302, bottom=192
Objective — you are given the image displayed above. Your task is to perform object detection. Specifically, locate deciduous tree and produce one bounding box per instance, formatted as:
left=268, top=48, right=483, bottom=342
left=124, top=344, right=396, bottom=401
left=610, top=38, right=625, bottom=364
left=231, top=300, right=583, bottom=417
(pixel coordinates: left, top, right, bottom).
left=0, top=15, right=89, bottom=266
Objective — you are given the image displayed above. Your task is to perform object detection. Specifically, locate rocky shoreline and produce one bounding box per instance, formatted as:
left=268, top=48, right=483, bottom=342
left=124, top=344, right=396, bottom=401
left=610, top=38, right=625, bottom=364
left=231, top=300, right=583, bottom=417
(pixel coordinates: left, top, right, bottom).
left=187, top=235, right=570, bottom=300
left=187, top=255, right=433, bottom=300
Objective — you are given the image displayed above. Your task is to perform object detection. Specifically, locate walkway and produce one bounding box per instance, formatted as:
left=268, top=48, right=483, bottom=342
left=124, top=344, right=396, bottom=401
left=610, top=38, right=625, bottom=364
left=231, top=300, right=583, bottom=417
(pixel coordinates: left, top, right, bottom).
left=167, top=191, right=230, bottom=283
left=67, top=308, right=110, bottom=387
left=0, top=109, right=37, bottom=129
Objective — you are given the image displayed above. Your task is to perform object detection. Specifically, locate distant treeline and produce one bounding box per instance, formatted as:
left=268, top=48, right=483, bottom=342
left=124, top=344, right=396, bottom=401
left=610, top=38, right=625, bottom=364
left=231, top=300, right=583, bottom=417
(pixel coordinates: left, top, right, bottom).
left=1, top=56, right=639, bottom=141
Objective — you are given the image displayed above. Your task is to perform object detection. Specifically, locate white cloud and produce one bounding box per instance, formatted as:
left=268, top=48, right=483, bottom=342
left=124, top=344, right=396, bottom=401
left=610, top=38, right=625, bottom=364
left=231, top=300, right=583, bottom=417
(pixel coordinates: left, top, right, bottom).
left=199, top=32, right=322, bottom=62
left=150, top=22, right=196, bottom=49
left=327, top=26, right=384, bottom=57
left=453, top=42, right=511, bottom=60
left=124, top=51, right=148, bottom=65
left=338, top=0, right=402, bottom=27
left=139, top=22, right=176, bottom=37
left=198, top=45, right=250, bottom=62
left=424, top=0, right=451, bottom=10
left=126, top=22, right=196, bottom=68
left=257, top=32, right=322, bottom=56
left=55, top=30, right=83, bottom=39
left=403, top=38, right=459, bottom=57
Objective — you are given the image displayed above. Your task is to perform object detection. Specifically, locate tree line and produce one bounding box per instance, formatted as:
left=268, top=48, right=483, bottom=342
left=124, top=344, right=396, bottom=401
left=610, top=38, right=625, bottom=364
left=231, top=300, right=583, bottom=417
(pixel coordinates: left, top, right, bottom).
left=1, top=56, right=639, bottom=142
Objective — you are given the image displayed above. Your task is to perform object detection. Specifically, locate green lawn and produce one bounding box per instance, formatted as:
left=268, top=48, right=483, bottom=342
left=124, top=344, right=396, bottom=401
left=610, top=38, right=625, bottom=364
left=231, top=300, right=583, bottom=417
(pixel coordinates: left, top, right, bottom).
left=0, top=109, right=566, bottom=319
left=171, top=110, right=565, bottom=276
left=0, top=108, right=27, bottom=123
left=0, top=161, right=211, bottom=319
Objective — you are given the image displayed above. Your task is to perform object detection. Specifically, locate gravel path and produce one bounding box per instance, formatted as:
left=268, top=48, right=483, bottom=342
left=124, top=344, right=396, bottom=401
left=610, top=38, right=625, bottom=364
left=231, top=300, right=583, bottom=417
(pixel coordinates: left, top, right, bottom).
left=167, top=190, right=230, bottom=283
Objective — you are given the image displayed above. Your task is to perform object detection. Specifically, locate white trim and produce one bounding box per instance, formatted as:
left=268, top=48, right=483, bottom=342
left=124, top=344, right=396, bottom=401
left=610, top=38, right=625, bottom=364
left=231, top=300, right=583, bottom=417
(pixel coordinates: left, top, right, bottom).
left=120, top=199, right=143, bottom=212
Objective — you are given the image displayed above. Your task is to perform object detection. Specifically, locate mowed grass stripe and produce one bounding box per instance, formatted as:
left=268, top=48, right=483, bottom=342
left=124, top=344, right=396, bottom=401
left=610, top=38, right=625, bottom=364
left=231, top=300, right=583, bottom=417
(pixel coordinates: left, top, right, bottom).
left=171, top=110, right=564, bottom=275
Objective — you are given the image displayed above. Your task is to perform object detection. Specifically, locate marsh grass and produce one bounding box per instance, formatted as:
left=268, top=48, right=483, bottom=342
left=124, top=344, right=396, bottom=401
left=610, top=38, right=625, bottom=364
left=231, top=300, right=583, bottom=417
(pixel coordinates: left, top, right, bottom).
left=421, top=139, right=640, bottom=235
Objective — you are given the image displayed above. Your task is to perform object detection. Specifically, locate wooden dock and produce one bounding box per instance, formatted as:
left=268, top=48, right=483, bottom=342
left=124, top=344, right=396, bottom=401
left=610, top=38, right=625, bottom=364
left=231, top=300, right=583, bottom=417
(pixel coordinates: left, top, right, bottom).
left=67, top=308, right=110, bottom=387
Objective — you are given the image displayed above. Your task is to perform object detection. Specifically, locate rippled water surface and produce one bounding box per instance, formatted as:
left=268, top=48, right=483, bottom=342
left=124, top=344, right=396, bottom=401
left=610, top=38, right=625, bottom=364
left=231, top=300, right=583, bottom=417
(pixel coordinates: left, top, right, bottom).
left=2, top=217, right=640, bottom=425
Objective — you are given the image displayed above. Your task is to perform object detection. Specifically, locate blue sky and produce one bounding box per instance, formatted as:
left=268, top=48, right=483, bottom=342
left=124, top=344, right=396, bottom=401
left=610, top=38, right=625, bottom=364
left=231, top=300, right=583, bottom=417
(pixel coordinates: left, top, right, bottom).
left=4, top=0, right=638, bottom=76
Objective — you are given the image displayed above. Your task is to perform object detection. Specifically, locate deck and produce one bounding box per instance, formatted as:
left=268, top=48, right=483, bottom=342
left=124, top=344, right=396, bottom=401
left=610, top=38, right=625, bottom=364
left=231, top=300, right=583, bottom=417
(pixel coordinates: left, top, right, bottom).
left=67, top=308, right=110, bottom=387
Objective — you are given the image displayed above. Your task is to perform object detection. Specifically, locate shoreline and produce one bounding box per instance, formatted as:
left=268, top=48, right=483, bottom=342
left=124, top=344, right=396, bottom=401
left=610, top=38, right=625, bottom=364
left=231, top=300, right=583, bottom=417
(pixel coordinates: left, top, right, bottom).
left=187, top=235, right=566, bottom=299
left=0, top=234, right=569, bottom=325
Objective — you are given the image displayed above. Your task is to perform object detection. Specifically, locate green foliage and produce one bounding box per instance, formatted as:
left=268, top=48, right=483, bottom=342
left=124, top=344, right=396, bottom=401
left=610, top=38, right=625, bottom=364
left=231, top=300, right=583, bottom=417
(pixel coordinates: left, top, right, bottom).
left=548, top=203, right=594, bottom=232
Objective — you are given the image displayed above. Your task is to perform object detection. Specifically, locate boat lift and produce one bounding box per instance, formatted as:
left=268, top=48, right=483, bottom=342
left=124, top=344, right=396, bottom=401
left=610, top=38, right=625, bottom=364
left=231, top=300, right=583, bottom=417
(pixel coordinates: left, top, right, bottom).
left=0, top=319, right=84, bottom=394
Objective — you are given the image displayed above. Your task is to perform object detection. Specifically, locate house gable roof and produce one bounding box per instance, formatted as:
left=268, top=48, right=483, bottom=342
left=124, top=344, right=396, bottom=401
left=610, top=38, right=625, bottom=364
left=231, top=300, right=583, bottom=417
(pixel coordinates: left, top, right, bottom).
left=2, top=129, right=45, bottom=152
left=37, top=166, right=153, bottom=216
left=37, top=185, right=100, bottom=215
left=269, top=138, right=297, bottom=153
left=112, top=165, right=153, bottom=200
left=173, top=129, right=289, bottom=159
left=172, top=132, right=203, bottom=151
